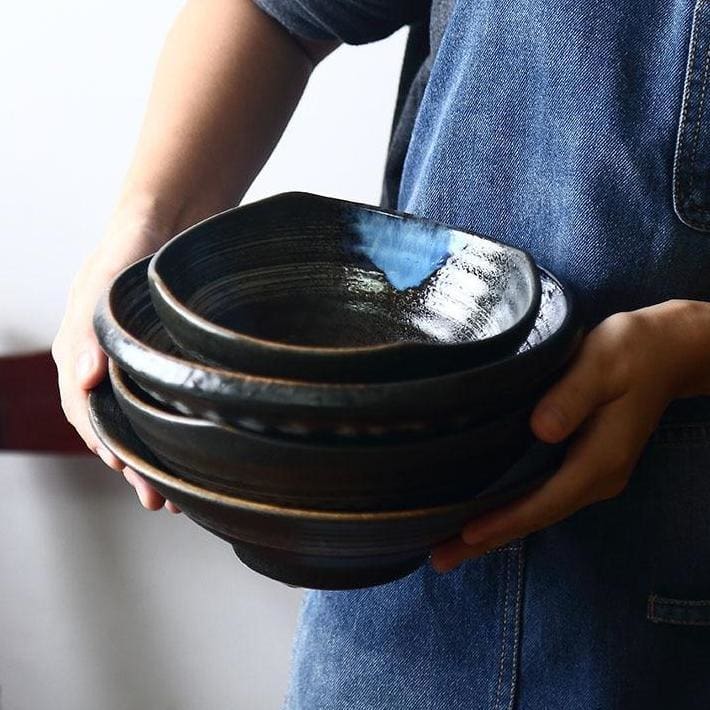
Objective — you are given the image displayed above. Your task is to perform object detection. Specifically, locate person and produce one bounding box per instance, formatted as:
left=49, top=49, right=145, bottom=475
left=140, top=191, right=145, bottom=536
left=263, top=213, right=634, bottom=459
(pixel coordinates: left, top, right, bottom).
left=53, top=0, right=710, bottom=707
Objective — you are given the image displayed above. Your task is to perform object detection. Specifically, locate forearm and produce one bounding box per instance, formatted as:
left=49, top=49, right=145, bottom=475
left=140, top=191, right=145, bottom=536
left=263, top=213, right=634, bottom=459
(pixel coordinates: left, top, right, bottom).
left=104, top=0, right=332, bottom=250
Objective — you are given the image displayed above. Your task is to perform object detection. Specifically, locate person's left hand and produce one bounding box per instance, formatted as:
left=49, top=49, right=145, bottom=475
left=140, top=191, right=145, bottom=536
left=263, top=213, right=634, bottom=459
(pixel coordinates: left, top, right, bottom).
left=431, top=299, right=710, bottom=573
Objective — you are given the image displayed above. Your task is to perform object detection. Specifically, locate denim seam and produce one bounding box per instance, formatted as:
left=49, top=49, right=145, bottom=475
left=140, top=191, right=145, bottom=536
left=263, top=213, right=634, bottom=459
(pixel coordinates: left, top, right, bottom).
left=506, top=542, right=524, bottom=710
left=656, top=421, right=710, bottom=430
left=650, top=422, right=710, bottom=446
left=673, top=0, right=710, bottom=229
left=651, top=595, right=710, bottom=606
left=647, top=593, right=710, bottom=626
left=493, top=546, right=513, bottom=710
left=651, top=441, right=710, bottom=448
left=673, top=0, right=700, bottom=213
left=486, top=546, right=514, bottom=556
left=686, top=20, right=710, bottom=203
left=281, top=592, right=311, bottom=710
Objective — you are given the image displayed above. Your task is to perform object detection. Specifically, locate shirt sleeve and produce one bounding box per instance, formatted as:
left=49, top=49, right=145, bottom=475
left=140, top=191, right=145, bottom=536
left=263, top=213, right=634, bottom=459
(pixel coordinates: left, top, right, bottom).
left=252, top=0, right=430, bottom=45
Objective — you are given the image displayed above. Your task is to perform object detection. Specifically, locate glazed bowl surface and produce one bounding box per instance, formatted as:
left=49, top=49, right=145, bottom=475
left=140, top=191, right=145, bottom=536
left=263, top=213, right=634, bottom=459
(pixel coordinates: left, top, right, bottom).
left=89, top=378, right=564, bottom=589
left=109, top=360, right=536, bottom=510
left=148, top=192, right=541, bottom=382
left=94, top=257, right=581, bottom=438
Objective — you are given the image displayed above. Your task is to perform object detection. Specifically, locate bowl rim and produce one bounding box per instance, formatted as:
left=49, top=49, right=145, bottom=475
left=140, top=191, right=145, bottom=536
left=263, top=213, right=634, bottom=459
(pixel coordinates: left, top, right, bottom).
left=108, top=358, right=535, bottom=452
left=147, top=191, right=542, bottom=357
left=89, top=380, right=539, bottom=522
left=95, top=257, right=579, bottom=412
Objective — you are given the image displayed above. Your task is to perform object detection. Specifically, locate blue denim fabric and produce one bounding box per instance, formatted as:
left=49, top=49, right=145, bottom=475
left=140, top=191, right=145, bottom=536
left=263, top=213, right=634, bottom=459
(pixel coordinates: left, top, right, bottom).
left=285, top=542, right=525, bottom=709
left=284, top=428, right=710, bottom=710
left=397, top=0, right=710, bottom=329
left=250, top=1, right=710, bottom=707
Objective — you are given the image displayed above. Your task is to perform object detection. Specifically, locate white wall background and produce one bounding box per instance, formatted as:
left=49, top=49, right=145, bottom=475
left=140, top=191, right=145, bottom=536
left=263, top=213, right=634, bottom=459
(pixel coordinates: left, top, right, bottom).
left=0, top=2, right=406, bottom=708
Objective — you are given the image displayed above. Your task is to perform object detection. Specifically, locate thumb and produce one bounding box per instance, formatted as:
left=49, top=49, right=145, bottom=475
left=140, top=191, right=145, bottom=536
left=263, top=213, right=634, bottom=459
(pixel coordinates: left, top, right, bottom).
left=530, top=336, right=619, bottom=443
left=74, top=337, right=107, bottom=391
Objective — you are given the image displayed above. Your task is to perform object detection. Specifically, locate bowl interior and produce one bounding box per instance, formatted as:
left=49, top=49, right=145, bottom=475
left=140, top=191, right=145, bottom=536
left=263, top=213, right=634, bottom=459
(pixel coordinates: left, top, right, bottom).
left=111, top=257, right=567, bottom=368
left=152, top=193, right=539, bottom=350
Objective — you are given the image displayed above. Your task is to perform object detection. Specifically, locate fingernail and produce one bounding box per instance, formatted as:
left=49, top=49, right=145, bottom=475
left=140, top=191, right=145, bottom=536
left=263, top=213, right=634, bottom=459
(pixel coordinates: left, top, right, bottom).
left=122, top=468, right=136, bottom=488
left=135, top=488, right=149, bottom=508
left=431, top=559, right=459, bottom=574
left=462, top=530, right=485, bottom=546
left=463, top=521, right=503, bottom=549
left=534, top=404, right=567, bottom=438
left=462, top=521, right=492, bottom=544
left=430, top=558, right=449, bottom=574
left=129, top=476, right=148, bottom=507
left=96, top=445, right=115, bottom=468
left=76, top=350, right=94, bottom=381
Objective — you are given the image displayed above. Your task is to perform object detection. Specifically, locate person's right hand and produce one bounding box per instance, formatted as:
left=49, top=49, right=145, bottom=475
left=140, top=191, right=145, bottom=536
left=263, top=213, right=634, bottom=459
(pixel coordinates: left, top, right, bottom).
left=52, top=212, right=180, bottom=513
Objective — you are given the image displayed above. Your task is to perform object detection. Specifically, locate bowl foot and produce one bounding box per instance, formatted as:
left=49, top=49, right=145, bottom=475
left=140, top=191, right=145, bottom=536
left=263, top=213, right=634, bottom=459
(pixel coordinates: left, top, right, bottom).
left=231, top=540, right=427, bottom=590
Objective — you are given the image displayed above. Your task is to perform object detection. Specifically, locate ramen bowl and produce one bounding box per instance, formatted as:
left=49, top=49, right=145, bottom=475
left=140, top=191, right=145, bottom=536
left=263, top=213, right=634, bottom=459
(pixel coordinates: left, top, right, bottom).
left=89, top=378, right=564, bottom=589
left=148, top=193, right=541, bottom=382
left=109, top=360, right=536, bottom=510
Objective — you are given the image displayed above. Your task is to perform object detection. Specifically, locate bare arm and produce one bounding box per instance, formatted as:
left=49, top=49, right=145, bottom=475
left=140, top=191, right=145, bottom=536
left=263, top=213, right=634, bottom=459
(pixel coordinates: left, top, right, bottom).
left=115, top=0, right=335, bottom=235
left=53, top=0, right=337, bottom=509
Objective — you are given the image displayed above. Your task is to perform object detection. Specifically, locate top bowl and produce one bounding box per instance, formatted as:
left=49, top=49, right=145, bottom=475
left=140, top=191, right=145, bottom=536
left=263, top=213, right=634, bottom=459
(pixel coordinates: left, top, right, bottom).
left=148, top=192, right=541, bottom=382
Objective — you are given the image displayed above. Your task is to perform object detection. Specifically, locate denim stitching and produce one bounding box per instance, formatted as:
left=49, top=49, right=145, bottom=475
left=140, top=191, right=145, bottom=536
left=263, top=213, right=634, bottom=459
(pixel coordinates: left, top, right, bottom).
left=651, top=595, right=710, bottom=606
left=280, top=592, right=311, bottom=710
left=673, top=0, right=701, bottom=211
left=650, top=422, right=710, bottom=446
left=493, top=546, right=513, bottom=710
left=685, top=18, right=710, bottom=203
left=647, top=593, right=710, bottom=626
left=673, top=0, right=710, bottom=227
left=504, top=542, right=524, bottom=710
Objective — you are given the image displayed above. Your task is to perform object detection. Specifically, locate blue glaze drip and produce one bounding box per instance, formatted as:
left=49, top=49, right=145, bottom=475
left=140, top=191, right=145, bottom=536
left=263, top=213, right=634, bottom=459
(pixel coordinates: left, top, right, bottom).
left=352, top=210, right=465, bottom=291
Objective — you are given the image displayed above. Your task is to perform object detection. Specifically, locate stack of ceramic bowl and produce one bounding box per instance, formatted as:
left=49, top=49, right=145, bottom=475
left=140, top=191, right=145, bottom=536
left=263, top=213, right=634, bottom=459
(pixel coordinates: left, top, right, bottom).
left=89, top=192, right=582, bottom=589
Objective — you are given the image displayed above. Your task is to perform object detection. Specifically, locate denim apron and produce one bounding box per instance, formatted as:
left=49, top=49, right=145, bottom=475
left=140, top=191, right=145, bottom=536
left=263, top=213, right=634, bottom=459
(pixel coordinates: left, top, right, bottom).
left=254, top=1, right=710, bottom=707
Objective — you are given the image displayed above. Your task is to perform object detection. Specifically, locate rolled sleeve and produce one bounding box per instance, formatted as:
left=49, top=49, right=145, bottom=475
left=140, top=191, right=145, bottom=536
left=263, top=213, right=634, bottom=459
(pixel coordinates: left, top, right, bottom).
left=252, top=0, right=430, bottom=45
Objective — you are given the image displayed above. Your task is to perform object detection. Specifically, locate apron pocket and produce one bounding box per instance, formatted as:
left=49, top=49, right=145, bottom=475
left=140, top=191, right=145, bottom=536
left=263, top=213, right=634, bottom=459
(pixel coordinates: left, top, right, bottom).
left=647, top=594, right=710, bottom=626
left=673, top=0, right=710, bottom=232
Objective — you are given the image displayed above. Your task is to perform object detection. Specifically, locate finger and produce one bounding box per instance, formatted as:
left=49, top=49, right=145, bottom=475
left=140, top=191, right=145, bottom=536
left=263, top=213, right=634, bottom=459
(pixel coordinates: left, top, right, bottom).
left=95, top=442, right=124, bottom=470
left=54, top=326, right=123, bottom=468
left=123, top=468, right=166, bottom=510
left=461, top=397, right=648, bottom=552
left=431, top=537, right=487, bottom=574
left=165, top=501, right=182, bottom=514
left=61, top=387, right=123, bottom=469
left=74, top=338, right=108, bottom=391
left=530, top=334, right=621, bottom=443
left=56, top=368, right=124, bottom=470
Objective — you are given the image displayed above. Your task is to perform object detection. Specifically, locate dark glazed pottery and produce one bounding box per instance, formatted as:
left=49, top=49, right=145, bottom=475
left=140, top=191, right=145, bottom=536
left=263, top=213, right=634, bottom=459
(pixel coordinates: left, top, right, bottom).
left=94, top=258, right=581, bottom=436
left=88, top=378, right=565, bottom=589
left=109, top=360, right=536, bottom=510
left=148, top=192, right=541, bottom=382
